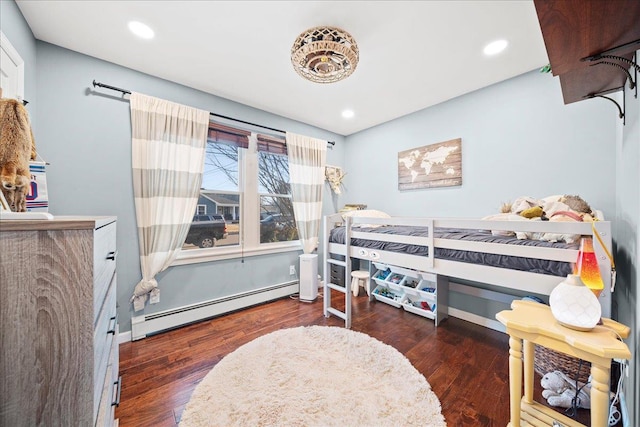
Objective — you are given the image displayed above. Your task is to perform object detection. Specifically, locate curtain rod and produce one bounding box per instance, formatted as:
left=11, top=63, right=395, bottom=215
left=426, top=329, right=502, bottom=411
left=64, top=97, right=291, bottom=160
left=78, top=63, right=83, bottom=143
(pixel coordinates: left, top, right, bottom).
left=91, top=80, right=335, bottom=146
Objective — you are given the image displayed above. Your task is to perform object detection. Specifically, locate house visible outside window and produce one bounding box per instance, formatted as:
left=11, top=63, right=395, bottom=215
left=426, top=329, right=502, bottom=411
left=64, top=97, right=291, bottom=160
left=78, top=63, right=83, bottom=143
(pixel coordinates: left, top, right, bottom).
left=178, top=122, right=300, bottom=263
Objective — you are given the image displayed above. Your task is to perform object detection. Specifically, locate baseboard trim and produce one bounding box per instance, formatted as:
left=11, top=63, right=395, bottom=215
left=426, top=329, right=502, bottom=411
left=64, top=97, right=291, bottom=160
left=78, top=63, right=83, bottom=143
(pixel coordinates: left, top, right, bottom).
left=131, top=281, right=298, bottom=340
left=447, top=307, right=506, bottom=333
left=118, top=330, right=132, bottom=344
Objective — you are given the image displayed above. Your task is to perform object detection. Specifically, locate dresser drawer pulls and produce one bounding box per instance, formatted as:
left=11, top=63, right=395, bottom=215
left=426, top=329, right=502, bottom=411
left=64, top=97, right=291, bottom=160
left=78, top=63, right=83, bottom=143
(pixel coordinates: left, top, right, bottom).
left=112, top=376, right=122, bottom=407
left=107, top=315, right=117, bottom=335
left=106, top=251, right=117, bottom=261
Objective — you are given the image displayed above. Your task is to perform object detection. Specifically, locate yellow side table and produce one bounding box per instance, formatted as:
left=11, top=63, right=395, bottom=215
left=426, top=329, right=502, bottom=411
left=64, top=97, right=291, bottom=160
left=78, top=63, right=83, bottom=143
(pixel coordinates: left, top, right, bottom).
left=496, top=300, right=631, bottom=427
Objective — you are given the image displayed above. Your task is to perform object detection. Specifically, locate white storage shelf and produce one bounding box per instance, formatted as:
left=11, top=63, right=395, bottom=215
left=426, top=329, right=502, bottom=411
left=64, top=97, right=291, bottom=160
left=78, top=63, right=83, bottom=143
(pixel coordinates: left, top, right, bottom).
left=372, top=284, right=405, bottom=308
left=369, top=263, right=447, bottom=326
left=403, top=295, right=436, bottom=320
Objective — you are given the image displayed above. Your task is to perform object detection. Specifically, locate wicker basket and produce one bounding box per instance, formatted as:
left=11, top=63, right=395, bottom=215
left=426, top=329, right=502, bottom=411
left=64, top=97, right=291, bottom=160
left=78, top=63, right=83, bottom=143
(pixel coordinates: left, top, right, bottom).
left=534, top=345, right=591, bottom=384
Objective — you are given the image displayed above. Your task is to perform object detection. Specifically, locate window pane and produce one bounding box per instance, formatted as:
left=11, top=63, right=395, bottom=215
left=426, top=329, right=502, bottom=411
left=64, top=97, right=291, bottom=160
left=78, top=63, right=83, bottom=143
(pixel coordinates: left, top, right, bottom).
left=258, top=151, right=290, bottom=195
left=202, top=141, right=239, bottom=191
left=182, top=192, right=240, bottom=250
left=183, top=137, right=242, bottom=251
left=260, top=195, right=297, bottom=243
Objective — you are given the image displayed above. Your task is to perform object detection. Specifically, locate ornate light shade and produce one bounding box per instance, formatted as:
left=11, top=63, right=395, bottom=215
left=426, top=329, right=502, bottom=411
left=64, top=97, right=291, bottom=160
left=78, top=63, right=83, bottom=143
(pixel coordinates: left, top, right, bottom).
left=291, top=26, right=359, bottom=84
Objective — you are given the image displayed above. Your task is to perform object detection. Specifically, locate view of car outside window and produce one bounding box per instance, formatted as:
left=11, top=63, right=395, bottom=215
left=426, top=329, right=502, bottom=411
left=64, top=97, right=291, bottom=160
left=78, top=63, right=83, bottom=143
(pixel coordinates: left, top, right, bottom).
left=183, top=139, right=240, bottom=250
left=258, top=149, right=297, bottom=243
left=182, top=132, right=297, bottom=250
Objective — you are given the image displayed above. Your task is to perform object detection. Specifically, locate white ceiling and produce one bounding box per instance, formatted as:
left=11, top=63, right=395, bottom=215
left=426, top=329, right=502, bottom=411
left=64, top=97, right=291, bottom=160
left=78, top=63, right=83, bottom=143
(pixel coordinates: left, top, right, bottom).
left=16, top=1, right=549, bottom=136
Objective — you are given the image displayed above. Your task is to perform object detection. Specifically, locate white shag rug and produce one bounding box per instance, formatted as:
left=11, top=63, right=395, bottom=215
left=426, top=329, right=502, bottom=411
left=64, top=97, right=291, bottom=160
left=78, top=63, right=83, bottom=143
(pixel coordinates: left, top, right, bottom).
left=180, top=325, right=446, bottom=427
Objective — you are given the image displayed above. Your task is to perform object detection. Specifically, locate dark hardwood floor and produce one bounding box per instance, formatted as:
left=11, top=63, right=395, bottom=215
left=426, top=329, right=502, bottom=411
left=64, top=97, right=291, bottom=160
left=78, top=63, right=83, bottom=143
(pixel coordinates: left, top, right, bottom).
left=116, top=291, right=590, bottom=426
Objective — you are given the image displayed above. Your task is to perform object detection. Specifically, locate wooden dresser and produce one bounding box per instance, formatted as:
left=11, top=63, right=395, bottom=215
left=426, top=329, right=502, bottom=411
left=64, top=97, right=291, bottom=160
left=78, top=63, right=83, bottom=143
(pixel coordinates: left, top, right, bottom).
left=0, top=216, right=120, bottom=427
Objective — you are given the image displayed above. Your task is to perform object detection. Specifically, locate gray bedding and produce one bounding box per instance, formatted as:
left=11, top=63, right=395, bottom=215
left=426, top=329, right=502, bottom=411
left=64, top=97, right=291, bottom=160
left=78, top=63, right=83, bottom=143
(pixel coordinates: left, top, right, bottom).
left=329, top=225, right=577, bottom=276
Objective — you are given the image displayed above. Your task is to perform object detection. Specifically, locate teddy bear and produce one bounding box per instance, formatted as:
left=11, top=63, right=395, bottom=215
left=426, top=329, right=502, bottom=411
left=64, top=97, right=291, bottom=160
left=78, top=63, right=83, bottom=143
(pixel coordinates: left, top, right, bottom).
left=540, top=370, right=591, bottom=409
left=0, top=97, right=37, bottom=212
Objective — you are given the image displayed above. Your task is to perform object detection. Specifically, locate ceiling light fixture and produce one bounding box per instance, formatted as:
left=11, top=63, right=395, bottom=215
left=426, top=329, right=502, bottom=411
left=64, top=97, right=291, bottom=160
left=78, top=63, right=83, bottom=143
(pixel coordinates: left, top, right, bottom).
left=483, top=39, right=508, bottom=56
left=128, top=21, right=154, bottom=40
left=342, top=109, right=355, bottom=119
left=291, top=26, right=359, bottom=84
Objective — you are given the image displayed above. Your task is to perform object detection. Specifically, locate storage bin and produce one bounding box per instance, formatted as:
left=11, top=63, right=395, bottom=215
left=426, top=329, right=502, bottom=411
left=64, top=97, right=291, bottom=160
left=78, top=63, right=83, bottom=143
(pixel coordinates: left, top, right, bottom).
left=372, top=285, right=404, bottom=308
left=386, top=272, right=405, bottom=285
left=373, top=268, right=391, bottom=281
left=419, top=271, right=437, bottom=282
left=402, top=276, right=420, bottom=290
left=403, top=295, right=436, bottom=319
left=388, top=265, right=417, bottom=277
left=534, top=346, right=591, bottom=384
left=373, top=262, right=389, bottom=271
left=415, top=279, right=437, bottom=299
left=370, top=264, right=445, bottom=326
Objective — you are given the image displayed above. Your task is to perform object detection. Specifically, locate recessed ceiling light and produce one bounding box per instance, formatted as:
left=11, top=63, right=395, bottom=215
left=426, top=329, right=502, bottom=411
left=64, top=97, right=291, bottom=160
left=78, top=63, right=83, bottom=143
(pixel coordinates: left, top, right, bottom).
left=128, top=21, right=154, bottom=40
left=483, top=39, right=508, bottom=56
left=342, top=109, right=354, bottom=119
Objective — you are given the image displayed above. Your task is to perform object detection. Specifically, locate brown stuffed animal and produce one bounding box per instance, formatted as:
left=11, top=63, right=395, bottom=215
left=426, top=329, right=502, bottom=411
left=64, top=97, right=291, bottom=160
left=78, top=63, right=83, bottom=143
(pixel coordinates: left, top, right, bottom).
left=0, top=98, right=36, bottom=212
left=561, top=195, right=594, bottom=220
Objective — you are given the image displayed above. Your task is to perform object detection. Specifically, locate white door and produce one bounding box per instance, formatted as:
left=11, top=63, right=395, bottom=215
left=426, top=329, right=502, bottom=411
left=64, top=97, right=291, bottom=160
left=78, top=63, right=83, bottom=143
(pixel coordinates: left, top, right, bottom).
left=0, top=31, right=25, bottom=101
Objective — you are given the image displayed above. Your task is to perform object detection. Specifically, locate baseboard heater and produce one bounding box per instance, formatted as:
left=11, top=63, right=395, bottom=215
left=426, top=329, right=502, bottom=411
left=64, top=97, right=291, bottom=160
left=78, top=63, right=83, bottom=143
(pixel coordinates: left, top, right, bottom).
left=131, top=280, right=299, bottom=340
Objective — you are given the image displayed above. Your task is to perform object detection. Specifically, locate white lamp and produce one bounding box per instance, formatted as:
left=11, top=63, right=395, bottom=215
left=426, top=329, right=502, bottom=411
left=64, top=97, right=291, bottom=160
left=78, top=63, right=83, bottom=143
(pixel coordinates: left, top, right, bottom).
left=549, top=274, right=601, bottom=331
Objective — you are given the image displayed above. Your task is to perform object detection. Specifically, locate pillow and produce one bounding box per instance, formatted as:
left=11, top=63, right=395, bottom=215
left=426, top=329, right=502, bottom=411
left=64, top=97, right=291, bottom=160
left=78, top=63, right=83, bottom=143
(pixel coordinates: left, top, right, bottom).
left=481, top=213, right=522, bottom=236
left=341, top=209, right=391, bottom=219
left=341, top=209, right=391, bottom=228
left=540, top=194, right=563, bottom=205
left=510, top=196, right=542, bottom=214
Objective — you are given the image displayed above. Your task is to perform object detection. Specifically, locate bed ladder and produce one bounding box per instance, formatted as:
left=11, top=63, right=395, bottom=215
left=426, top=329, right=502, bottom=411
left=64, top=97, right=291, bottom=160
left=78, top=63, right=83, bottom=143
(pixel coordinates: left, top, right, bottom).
left=323, top=215, right=352, bottom=328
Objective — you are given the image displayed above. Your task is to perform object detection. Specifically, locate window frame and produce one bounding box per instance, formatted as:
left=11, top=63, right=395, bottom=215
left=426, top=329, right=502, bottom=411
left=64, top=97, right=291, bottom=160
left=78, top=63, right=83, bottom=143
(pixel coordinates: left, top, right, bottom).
left=174, top=124, right=301, bottom=266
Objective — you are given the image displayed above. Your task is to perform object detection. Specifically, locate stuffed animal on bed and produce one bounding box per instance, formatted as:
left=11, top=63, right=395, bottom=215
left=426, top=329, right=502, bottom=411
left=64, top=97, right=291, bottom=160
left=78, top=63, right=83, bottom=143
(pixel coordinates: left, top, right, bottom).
left=0, top=97, right=37, bottom=212
left=539, top=195, right=597, bottom=243
left=495, top=195, right=598, bottom=243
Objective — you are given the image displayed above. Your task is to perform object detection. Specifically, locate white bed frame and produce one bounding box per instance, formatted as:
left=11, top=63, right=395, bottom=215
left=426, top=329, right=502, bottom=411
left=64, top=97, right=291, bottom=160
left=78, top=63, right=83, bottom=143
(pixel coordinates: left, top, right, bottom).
left=322, top=213, right=613, bottom=328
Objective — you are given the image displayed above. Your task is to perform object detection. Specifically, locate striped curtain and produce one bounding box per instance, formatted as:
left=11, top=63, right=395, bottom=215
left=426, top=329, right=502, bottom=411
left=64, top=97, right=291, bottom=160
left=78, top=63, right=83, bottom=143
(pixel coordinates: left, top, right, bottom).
left=286, top=132, right=327, bottom=253
left=130, top=93, right=209, bottom=311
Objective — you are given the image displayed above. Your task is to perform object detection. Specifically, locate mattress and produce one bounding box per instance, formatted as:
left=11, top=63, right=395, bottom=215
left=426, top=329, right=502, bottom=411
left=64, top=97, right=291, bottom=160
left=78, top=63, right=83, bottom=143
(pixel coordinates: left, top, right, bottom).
left=329, top=225, right=577, bottom=276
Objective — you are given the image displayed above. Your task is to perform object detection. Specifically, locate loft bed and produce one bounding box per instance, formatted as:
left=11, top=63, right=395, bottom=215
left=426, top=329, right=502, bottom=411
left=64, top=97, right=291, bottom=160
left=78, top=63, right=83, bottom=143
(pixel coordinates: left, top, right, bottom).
left=322, top=213, right=613, bottom=329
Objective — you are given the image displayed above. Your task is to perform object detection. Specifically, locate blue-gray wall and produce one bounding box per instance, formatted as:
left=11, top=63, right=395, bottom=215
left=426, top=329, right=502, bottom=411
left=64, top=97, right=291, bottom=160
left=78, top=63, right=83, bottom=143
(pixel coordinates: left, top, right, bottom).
left=0, top=0, right=37, bottom=122
left=343, top=70, right=617, bottom=219
left=614, top=55, right=639, bottom=425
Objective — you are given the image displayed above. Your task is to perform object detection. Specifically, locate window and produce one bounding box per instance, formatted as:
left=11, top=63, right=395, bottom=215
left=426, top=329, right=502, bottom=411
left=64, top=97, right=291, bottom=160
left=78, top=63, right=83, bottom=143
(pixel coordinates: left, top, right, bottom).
left=178, top=122, right=299, bottom=263
left=257, top=134, right=297, bottom=243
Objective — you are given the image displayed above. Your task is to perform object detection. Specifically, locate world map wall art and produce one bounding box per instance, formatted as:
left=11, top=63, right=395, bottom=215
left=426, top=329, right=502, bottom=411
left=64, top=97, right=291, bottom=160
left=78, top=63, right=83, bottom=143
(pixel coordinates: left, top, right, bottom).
left=397, top=138, right=462, bottom=190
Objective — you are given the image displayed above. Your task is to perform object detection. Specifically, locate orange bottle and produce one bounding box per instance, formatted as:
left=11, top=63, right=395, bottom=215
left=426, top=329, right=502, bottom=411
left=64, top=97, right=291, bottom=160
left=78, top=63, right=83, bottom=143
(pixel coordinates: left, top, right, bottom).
left=573, top=237, right=604, bottom=297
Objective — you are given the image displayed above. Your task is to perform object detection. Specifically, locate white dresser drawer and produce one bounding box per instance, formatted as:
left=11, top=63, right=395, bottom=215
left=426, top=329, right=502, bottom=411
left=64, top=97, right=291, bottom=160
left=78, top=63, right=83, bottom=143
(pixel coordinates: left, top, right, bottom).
left=94, top=220, right=117, bottom=322
left=94, top=275, right=117, bottom=419
left=95, top=327, right=120, bottom=427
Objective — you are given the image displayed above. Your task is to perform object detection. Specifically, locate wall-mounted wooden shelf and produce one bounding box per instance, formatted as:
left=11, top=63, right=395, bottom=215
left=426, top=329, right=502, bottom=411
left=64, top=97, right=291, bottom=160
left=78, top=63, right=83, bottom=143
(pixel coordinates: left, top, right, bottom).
left=534, top=0, right=640, bottom=105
